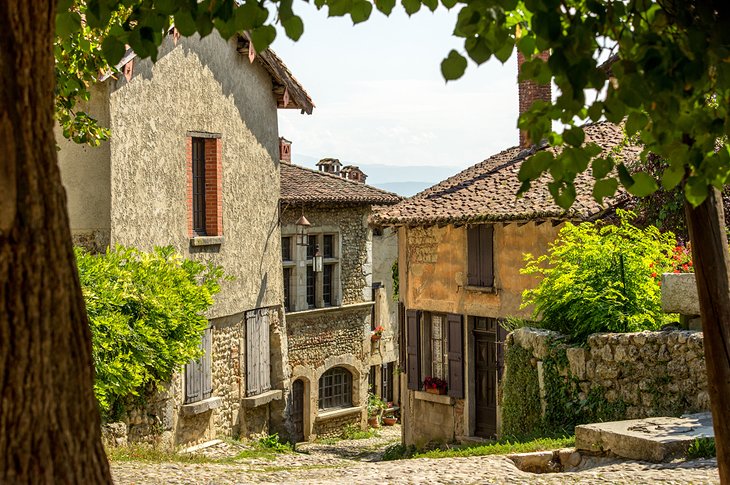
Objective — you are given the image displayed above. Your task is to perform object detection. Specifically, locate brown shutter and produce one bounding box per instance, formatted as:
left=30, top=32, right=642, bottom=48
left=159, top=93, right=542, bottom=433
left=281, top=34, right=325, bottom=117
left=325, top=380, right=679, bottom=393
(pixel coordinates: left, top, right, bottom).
left=481, top=225, right=494, bottom=287
left=467, top=226, right=480, bottom=286
left=406, top=309, right=421, bottom=390
left=447, top=313, right=464, bottom=398
left=398, top=301, right=406, bottom=372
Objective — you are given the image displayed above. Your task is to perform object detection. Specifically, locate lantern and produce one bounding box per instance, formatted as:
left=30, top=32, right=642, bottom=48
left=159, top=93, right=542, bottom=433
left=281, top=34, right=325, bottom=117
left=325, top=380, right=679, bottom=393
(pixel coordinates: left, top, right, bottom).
left=295, top=215, right=311, bottom=246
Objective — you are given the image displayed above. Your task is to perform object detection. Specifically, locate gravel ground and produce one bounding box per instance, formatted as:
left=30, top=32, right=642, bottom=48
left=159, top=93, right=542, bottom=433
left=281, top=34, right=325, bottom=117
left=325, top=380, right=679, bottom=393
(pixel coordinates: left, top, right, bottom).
left=111, top=424, right=720, bottom=484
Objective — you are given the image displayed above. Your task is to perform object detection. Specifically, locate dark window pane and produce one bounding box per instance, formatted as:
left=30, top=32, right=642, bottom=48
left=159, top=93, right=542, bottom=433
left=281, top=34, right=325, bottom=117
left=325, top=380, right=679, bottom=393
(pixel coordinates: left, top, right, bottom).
left=192, top=138, right=206, bottom=235
left=306, top=265, right=315, bottom=308
left=323, top=264, right=333, bottom=306
left=307, top=235, right=317, bottom=259
left=282, top=236, right=291, bottom=261
left=323, top=234, right=334, bottom=258
left=283, top=268, right=291, bottom=312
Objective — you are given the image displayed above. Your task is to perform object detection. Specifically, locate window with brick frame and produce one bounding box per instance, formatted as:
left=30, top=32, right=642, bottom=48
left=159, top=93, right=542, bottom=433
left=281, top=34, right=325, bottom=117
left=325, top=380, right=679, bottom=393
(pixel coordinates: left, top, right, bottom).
left=187, top=134, right=222, bottom=237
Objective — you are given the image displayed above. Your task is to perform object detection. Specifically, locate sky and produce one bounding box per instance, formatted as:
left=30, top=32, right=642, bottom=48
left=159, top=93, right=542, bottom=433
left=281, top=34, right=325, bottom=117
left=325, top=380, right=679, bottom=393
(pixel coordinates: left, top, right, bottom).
left=271, top=4, right=523, bottom=194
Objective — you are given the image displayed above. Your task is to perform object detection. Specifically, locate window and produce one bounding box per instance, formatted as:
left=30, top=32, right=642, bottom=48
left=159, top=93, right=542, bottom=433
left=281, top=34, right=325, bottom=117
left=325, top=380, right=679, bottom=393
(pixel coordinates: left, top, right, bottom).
left=467, top=224, right=494, bottom=287
left=187, top=134, right=222, bottom=237
left=368, top=366, right=377, bottom=395
left=185, top=326, right=212, bottom=403
left=282, top=236, right=292, bottom=261
left=323, top=264, right=333, bottom=306
left=191, top=138, right=206, bottom=235
left=323, top=234, right=334, bottom=258
left=307, top=235, right=317, bottom=259
left=381, top=362, right=394, bottom=402
left=405, top=310, right=464, bottom=398
left=318, top=367, right=352, bottom=410
left=283, top=268, right=292, bottom=312
left=245, top=308, right=271, bottom=396
left=306, top=265, right=315, bottom=308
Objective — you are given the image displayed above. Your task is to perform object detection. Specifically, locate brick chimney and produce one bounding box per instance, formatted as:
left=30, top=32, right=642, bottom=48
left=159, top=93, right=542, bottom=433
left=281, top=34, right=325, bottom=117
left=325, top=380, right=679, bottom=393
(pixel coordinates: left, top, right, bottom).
left=279, top=137, right=292, bottom=163
left=518, top=51, right=551, bottom=149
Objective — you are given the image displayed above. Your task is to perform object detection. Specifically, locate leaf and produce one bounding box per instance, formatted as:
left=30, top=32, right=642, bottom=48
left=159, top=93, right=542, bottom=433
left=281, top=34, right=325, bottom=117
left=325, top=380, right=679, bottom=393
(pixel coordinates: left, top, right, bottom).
left=174, top=10, right=197, bottom=36
left=587, top=102, right=603, bottom=122
left=465, top=36, right=491, bottom=65
left=518, top=151, right=554, bottom=181
left=249, top=25, right=277, bottom=52
left=422, top=0, right=438, bottom=12
left=661, top=164, right=685, bottom=190
left=282, top=15, right=304, bottom=39
left=56, top=11, right=82, bottom=37
left=625, top=111, right=648, bottom=136
left=591, top=157, right=613, bottom=179
left=350, top=0, right=373, bottom=24
left=401, top=0, right=421, bottom=16
left=440, top=50, right=467, bottom=81
left=563, top=126, right=585, bottom=147
left=375, top=0, right=396, bottom=14
left=494, top=40, right=514, bottom=63
left=684, top=177, right=709, bottom=207
left=328, top=0, right=354, bottom=17
left=617, top=163, right=634, bottom=188
left=627, top=172, right=658, bottom=197
left=593, top=178, right=618, bottom=203
left=517, top=180, right=532, bottom=197
left=441, top=0, right=457, bottom=7
left=101, top=36, right=126, bottom=66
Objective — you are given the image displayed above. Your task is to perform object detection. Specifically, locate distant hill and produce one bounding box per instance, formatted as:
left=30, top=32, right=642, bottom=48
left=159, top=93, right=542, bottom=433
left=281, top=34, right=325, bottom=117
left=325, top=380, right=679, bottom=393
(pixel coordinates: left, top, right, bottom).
left=370, top=181, right=431, bottom=197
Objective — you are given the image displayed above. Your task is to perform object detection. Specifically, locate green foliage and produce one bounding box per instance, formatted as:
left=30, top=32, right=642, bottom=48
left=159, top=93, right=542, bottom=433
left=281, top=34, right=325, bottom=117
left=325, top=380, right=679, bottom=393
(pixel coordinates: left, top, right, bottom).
left=341, top=424, right=379, bottom=440
left=367, top=392, right=387, bottom=415
left=75, top=245, right=224, bottom=418
left=257, top=433, right=293, bottom=452
left=521, top=211, right=676, bottom=343
left=391, top=260, right=399, bottom=301
left=381, top=435, right=574, bottom=460
left=501, top=345, right=541, bottom=436
left=687, top=437, right=716, bottom=460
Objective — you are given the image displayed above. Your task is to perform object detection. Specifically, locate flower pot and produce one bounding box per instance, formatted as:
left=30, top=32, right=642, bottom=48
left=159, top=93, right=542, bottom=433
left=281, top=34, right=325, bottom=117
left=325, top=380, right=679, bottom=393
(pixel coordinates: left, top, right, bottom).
left=371, top=334, right=382, bottom=342
left=367, top=416, right=380, bottom=428
left=382, top=417, right=397, bottom=426
left=425, top=387, right=446, bottom=395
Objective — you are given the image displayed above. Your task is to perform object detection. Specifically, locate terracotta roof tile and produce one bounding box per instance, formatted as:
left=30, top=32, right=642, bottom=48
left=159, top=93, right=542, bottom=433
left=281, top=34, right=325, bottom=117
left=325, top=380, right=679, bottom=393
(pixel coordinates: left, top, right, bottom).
left=280, top=163, right=402, bottom=205
left=374, top=122, right=640, bottom=226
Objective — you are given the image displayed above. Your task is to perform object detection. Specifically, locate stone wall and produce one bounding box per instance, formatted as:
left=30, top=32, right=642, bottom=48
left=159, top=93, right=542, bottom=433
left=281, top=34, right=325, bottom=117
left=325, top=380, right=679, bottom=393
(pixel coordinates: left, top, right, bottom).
left=314, top=412, right=362, bottom=439
left=503, top=328, right=709, bottom=434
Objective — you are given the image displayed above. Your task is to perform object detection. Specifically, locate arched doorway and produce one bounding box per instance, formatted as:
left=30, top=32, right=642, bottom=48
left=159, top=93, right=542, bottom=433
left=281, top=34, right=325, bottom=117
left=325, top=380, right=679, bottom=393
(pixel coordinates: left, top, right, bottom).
left=291, top=379, right=305, bottom=442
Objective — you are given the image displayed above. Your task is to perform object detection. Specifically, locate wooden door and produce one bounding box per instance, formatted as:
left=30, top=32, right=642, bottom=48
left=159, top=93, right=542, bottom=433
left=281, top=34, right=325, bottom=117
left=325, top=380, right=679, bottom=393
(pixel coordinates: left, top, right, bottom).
left=291, top=379, right=305, bottom=442
left=474, top=330, right=498, bottom=438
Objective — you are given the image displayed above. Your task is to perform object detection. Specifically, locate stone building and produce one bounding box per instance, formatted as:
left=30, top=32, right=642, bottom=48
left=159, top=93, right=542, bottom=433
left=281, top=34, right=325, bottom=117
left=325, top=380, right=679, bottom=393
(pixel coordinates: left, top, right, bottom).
left=373, top=55, right=642, bottom=447
left=57, top=29, right=313, bottom=447
left=279, top=156, right=402, bottom=441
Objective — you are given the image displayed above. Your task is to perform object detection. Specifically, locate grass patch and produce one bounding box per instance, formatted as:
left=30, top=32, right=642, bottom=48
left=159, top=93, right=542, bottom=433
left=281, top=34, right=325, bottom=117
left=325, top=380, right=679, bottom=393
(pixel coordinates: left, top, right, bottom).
left=107, top=444, right=216, bottom=464
left=382, top=435, right=575, bottom=461
left=686, top=437, right=716, bottom=459
left=314, top=424, right=380, bottom=444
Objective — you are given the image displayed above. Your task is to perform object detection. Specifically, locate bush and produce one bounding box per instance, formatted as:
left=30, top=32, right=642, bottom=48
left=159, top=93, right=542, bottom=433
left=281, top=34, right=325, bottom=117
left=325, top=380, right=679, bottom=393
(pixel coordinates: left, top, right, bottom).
left=687, top=437, right=716, bottom=459
left=520, top=210, right=676, bottom=343
left=76, top=245, right=224, bottom=418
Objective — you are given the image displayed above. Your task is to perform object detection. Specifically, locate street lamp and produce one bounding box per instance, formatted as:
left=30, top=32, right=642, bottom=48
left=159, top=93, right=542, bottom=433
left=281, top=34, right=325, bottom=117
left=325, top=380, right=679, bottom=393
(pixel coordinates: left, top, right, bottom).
left=295, top=214, right=311, bottom=246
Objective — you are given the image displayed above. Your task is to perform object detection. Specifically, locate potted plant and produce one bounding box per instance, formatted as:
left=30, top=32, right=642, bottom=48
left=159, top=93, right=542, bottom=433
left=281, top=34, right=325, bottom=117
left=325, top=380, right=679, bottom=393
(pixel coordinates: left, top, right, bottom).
left=370, top=325, right=385, bottom=342
left=367, top=393, right=386, bottom=427
left=423, top=376, right=448, bottom=395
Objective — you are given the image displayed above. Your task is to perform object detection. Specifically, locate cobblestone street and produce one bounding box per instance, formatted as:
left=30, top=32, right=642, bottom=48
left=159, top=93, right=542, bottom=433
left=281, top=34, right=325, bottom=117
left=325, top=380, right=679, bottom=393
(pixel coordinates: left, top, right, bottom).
left=111, top=426, right=720, bottom=484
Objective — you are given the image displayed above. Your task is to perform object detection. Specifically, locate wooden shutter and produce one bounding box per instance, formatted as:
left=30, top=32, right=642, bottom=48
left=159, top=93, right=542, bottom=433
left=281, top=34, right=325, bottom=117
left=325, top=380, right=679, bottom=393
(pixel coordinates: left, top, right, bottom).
left=467, top=226, right=480, bottom=286
left=406, top=309, right=421, bottom=390
left=398, top=302, right=406, bottom=371
left=202, top=326, right=213, bottom=399
left=260, top=309, right=271, bottom=393
left=246, top=308, right=272, bottom=397
left=447, top=313, right=464, bottom=398
left=185, top=326, right=211, bottom=403
left=481, top=225, right=494, bottom=287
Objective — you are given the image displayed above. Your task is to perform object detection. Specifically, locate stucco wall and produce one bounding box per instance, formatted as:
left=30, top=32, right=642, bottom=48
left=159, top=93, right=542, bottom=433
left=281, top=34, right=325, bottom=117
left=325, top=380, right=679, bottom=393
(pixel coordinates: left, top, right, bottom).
left=399, top=221, right=561, bottom=318
left=371, top=227, right=399, bottom=367
left=56, top=82, right=112, bottom=251
left=108, top=32, right=283, bottom=318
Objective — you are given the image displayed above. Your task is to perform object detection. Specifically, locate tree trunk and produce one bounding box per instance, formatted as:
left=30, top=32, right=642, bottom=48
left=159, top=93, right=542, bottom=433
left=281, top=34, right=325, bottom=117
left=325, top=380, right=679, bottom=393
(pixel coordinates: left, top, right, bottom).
left=0, top=2, right=112, bottom=483
left=685, top=187, right=730, bottom=483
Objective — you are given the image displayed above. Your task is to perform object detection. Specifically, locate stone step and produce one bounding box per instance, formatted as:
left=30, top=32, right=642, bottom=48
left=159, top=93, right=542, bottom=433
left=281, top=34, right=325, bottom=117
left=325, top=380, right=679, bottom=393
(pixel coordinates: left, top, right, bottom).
left=575, top=412, right=714, bottom=462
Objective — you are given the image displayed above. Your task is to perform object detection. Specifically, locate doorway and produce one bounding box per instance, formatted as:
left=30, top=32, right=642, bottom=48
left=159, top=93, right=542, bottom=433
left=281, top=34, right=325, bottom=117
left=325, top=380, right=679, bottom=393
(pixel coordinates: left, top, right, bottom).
left=291, top=379, right=305, bottom=442
left=474, top=327, right=498, bottom=438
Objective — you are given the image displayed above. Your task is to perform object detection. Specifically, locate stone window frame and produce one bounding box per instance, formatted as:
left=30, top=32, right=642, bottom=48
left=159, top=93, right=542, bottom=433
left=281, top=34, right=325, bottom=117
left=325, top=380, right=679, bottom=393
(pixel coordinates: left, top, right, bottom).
left=318, top=366, right=353, bottom=410
left=186, top=131, right=223, bottom=241
left=280, top=227, right=342, bottom=312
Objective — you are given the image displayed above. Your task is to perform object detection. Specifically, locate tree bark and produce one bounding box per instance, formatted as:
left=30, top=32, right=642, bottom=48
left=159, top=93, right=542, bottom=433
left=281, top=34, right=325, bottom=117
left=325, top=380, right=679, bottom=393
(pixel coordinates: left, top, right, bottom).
left=685, top=187, right=730, bottom=483
left=0, top=1, right=112, bottom=483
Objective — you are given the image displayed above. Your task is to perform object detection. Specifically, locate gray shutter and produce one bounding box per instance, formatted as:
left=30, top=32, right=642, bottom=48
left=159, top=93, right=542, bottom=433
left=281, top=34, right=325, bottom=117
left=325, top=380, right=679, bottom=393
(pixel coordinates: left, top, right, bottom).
left=260, top=309, right=271, bottom=393
left=447, top=313, right=464, bottom=399
left=246, top=310, right=260, bottom=396
left=406, top=309, right=421, bottom=390
left=202, top=327, right=212, bottom=399
left=481, top=225, right=494, bottom=287
left=467, top=226, right=480, bottom=286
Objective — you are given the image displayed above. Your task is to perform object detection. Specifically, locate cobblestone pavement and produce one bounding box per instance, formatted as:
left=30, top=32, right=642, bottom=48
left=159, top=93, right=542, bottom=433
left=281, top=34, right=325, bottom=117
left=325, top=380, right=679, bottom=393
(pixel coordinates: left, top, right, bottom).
left=111, top=425, right=720, bottom=484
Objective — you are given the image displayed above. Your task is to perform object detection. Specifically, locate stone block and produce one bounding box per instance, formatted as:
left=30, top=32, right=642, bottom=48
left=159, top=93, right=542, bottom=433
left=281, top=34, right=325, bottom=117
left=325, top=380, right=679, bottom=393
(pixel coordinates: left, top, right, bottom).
left=181, top=396, right=223, bottom=416
left=661, top=273, right=699, bottom=315
left=507, top=451, right=557, bottom=473
left=241, top=389, right=282, bottom=408
left=566, top=347, right=587, bottom=379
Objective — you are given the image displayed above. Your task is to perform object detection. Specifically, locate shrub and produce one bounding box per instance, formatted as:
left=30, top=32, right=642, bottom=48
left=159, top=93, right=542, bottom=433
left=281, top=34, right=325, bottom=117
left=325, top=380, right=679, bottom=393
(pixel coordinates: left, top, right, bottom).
left=687, top=437, right=716, bottom=459
left=75, top=245, right=224, bottom=418
left=520, top=210, right=676, bottom=343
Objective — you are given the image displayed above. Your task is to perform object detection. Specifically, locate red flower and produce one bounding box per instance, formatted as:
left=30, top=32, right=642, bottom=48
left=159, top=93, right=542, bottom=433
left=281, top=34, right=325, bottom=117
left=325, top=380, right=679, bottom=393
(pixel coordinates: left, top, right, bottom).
left=651, top=272, right=657, bottom=278
left=674, top=269, right=681, bottom=273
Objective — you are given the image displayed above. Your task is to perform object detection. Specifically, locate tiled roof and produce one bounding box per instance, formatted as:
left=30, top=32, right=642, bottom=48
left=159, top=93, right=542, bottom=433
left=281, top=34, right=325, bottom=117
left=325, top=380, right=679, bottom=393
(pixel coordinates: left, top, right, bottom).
left=374, top=122, right=640, bottom=226
left=280, top=163, right=402, bottom=205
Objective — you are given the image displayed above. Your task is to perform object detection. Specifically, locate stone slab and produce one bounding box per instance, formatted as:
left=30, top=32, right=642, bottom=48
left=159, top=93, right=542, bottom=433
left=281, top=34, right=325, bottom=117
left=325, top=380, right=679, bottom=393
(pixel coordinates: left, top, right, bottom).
left=180, top=396, right=223, bottom=416
left=575, top=412, right=713, bottom=462
left=661, top=273, right=699, bottom=315
left=241, top=389, right=282, bottom=408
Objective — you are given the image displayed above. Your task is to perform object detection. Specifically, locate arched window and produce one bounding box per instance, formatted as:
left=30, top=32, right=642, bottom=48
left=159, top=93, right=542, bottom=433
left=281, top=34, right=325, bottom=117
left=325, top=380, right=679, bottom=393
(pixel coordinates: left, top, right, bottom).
left=318, top=367, right=352, bottom=410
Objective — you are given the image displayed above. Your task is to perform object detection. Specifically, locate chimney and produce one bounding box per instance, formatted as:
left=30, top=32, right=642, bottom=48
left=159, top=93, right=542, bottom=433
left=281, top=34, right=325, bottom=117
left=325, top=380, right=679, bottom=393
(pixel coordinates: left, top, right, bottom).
left=279, top=137, right=292, bottom=163
left=518, top=51, right=551, bottom=149
left=316, top=158, right=342, bottom=174
left=341, top=165, right=367, bottom=184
